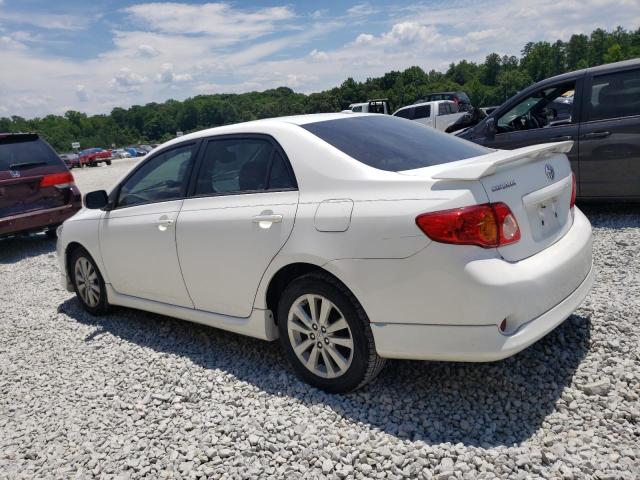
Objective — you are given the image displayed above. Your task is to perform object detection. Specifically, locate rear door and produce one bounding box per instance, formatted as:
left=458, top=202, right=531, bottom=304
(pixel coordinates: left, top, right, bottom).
left=176, top=135, right=298, bottom=317
left=0, top=135, right=71, bottom=219
left=484, top=78, right=583, bottom=184
left=578, top=66, right=640, bottom=198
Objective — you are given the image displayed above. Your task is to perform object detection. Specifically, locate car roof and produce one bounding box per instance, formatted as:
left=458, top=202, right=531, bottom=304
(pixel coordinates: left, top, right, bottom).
left=539, top=58, right=640, bottom=84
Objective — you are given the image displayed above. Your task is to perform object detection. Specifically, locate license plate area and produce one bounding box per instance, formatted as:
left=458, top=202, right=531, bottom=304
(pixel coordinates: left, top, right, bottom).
left=522, top=178, right=571, bottom=242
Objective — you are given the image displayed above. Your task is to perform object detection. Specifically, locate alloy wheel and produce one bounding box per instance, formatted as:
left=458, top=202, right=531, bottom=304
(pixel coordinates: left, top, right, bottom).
left=287, top=294, right=354, bottom=379
left=74, top=257, right=101, bottom=307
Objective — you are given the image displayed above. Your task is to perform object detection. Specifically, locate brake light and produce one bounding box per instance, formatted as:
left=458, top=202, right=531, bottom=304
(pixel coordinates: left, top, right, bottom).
left=416, top=202, right=520, bottom=248
left=570, top=172, right=577, bottom=209
left=40, top=172, right=74, bottom=188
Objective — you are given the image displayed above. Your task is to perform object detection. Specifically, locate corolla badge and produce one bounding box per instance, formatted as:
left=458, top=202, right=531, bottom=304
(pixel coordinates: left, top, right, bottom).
left=9, top=170, right=20, bottom=178
left=545, top=163, right=555, bottom=180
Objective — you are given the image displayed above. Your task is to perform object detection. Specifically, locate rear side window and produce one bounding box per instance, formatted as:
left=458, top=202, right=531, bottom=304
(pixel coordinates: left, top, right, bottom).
left=394, top=108, right=414, bottom=120
left=0, top=136, right=62, bottom=171
left=414, top=105, right=431, bottom=119
left=588, top=68, right=640, bottom=121
left=302, top=115, right=491, bottom=172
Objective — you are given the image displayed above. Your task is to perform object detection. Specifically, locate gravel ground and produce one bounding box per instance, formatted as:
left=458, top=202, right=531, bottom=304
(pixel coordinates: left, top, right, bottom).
left=0, top=161, right=638, bottom=479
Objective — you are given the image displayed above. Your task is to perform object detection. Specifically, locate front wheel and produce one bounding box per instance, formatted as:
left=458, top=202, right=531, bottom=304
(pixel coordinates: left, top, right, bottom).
left=70, top=248, right=110, bottom=315
left=277, top=273, right=385, bottom=393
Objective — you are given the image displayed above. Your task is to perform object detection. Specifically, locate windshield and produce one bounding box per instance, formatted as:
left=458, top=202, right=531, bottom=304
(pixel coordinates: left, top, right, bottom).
left=301, top=115, right=490, bottom=172
left=0, top=136, right=61, bottom=170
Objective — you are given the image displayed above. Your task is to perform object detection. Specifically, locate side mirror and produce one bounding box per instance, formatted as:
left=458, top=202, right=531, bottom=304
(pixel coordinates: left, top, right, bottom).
left=485, top=117, right=497, bottom=135
left=84, top=190, right=109, bottom=209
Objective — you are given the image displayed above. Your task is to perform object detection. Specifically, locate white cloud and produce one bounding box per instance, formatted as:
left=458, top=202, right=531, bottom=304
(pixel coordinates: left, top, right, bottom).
left=108, top=68, right=148, bottom=92
left=0, top=0, right=639, bottom=118
left=346, top=4, right=380, bottom=17
left=156, top=63, right=192, bottom=83
left=123, top=2, right=295, bottom=43
left=76, top=84, right=89, bottom=102
left=0, top=11, right=90, bottom=31
left=136, top=44, right=161, bottom=58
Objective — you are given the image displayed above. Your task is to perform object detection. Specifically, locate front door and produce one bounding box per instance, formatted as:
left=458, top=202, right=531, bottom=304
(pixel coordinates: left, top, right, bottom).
left=483, top=80, right=581, bottom=184
left=100, top=143, right=198, bottom=307
left=578, top=66, right=640, bottom=198
left=176, top=136, right=298, bottom=318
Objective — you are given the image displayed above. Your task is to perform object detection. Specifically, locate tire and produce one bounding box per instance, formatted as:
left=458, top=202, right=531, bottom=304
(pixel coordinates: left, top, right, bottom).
left=105, top=160, right=112, bottom=166
left=277, top=272, right=385, bottom=393
left=70, top=247, right=110, bottom=315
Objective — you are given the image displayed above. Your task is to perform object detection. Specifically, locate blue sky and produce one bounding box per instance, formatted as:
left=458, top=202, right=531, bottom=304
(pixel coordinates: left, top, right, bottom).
left=0, top=0, right=638, bottom=118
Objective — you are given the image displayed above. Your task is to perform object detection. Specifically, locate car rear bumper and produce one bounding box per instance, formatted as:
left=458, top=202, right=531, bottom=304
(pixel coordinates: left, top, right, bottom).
left=370, top=261, right=594, bottom=361
left=0, top=200, right=81, bottom=237
left=326, top=207, right=593, bottom=361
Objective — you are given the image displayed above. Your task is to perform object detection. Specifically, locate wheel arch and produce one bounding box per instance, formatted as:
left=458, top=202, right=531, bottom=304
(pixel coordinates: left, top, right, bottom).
left=263, top=261, right=365, bottom=324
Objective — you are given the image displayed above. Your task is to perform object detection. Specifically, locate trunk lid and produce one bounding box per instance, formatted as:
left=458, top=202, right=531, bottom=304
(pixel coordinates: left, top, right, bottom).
left=404, top=141, right=575, bottom=261
left=0, top=134, right=71, bottom=218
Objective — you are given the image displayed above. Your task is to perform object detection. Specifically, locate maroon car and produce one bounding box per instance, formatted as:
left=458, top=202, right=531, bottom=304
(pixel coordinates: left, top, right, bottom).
left=0, top=133, right=81, bottom=238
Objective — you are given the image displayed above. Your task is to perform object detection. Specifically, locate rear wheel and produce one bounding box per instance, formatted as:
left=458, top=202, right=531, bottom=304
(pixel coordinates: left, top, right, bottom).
left=277, top=272, right=385, bottom=393
left=70, top=248, right=110, bottom=315
left=45, top=226, right=58, bottom=239
left=105, top=160, right=112, bottom=166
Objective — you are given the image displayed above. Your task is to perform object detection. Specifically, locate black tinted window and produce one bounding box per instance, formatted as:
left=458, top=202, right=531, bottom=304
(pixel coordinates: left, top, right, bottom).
left=588, top=69, right=640, bottom=121
left=394, top=108, right=414, bottom=120
left=195, top=138, right=273, bottom=195
left=414, top=105, right=431, bottom=119
left=302, top=116, right=491, bottom=172
left=118, top=144, right=195, bottom=207
left=268, top=151, right=296, bottom=189
left=0, top=136, right=62, bottom=171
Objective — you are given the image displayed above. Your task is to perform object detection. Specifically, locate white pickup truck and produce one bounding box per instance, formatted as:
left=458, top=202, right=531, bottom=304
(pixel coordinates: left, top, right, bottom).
left=344, top=99, right=390, bottom=114
left=392, top=100, right=465, bottom=132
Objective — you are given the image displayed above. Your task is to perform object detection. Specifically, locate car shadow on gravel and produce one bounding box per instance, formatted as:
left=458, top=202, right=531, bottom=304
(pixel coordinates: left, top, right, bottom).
left=0, top=234, right=56, bottom=264
left=580, top=203, right=640, bottom=228
left=60, top=296, right=591, bottom=448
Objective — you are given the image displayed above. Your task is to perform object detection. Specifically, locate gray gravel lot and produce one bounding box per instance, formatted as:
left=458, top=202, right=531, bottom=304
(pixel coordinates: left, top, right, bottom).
left=0, top=161, right=638, bottom=479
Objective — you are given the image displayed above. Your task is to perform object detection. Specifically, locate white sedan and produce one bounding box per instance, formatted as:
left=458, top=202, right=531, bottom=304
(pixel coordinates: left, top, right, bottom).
left=57, top=113, right=594, bottom=393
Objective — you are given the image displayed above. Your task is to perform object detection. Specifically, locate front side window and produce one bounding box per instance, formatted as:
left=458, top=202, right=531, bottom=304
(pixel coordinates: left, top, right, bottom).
left=497, top=82, right=575, bottom=133
left=351, top=105, right=363, bottom=112
left=195, top=138, right=293, bottom=195
left=587, top=68, right=640, bottom=121
left=394, top=108, right=414, bottom=120
left=117, top=144, right=195, bottom=208
left=414, top=105, right=431, bottom=119
left=302, top=115, right=491, bottom=172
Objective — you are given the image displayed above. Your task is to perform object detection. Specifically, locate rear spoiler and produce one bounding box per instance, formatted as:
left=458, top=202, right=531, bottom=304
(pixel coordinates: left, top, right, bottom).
left=433, top=141, right=573, bottom=180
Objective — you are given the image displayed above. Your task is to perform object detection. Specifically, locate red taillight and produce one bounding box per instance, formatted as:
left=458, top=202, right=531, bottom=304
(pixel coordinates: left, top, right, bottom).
left=40, top=172, right=74, bottom=188
left=570, top=172, right=577, bottom=209
left=416, top=202, right=520, bottom=248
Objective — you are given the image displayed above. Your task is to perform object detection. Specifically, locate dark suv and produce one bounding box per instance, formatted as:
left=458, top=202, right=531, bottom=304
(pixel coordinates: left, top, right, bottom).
left=1, top=133, right=81, bottom=238
left=457, top=59, right=640, bottom=200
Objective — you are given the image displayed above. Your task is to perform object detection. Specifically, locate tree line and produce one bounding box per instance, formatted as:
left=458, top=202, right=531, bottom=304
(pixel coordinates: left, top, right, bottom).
left=1, top=26, right=638, bottom=153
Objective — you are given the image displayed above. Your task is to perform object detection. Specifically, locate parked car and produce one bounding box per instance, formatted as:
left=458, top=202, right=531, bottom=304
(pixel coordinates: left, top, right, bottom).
left=58, top=113, right=593, bottom=393
left=78, top=148, right=113, bottom=167
left=112, top=148, right=131, bottom=159
left=457, top=59, right=640, bottom=200
left=416, top=92, right=473, bottom=112
left=59, top=152, right=80, bottom=169
left=393, top=100, right=465, bottom=131
left=344, top=99, right=391, bottom=114
left=1, top=133, right=81, bottom=238
left=126, top=147, right=147, bottom=157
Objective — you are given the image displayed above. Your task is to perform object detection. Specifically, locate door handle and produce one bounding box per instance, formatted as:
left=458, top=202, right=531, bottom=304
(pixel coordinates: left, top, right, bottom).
left=252, top=214, right=283, bottom=223
left=582, top=131, right=610, bottom=139
left=155, top=218, right=174, bottom=231
left=550, top=135, right=573, bottom=141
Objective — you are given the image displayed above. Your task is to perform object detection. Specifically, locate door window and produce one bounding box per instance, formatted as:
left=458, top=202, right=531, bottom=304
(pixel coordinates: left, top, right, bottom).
left=117, top=144, right=195, bottom=208
left=394, top=108, right=414, bottom=120
left=194, top=138, right=294, bottom=195
left=497, top=82, right=576, bottom=133
left=587, top=69, right=640, bottom=121
left=414, top=105, right=431, bottom=119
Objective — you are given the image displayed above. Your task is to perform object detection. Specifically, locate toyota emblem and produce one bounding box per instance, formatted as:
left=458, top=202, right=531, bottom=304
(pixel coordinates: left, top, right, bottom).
left=544, top=163, right=555, bottom=180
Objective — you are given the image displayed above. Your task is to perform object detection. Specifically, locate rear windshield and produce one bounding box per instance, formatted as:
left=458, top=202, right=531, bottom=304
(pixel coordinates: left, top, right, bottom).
left=301, top=115, right=490, bottom=172
left=0, top=136, right=62, bottom=171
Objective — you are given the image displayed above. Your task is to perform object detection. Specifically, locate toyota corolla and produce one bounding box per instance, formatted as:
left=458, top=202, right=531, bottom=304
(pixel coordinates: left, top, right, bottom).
left=57, top=113, right=594, bottom=393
